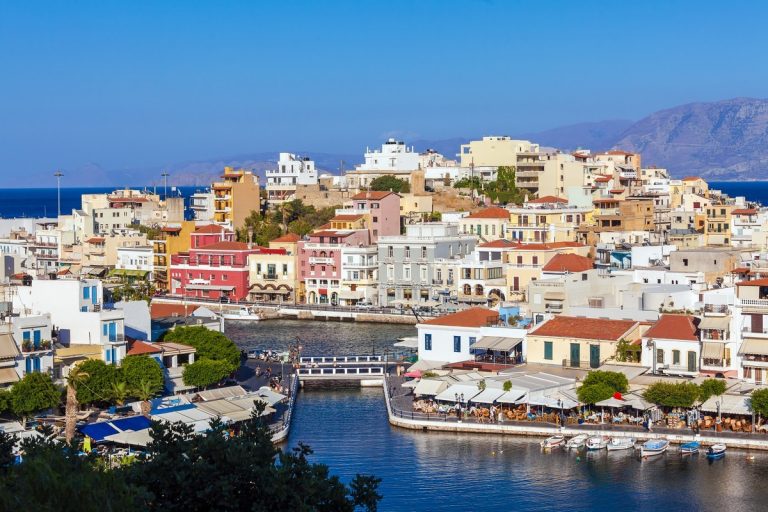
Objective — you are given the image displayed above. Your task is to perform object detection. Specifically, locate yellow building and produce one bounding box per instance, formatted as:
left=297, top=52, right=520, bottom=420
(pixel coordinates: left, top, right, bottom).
left=507, top=198, right=592, bottom=244
left=459, top=207, right=510, bottom=241
left=526, top=315, right=640, bottom=368
left=151, top=221, right=196, bottom=291
left=703, top=204, right=733, bottom=246
left=459, top=136, right=537, bottom=167
left=399, top=193, right=433, bottom=220
left=212, top=167, right=261, bottom=230
left=248, top=233, right=301, bottom=303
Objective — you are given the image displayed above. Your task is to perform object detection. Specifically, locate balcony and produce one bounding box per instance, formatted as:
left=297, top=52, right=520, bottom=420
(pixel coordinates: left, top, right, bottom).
left=309, top=257, right=335, bottom=265
left=701, top=358, right=731, bottom=370
left=740, top=299, right=768, bottom=313
left=703, top=304, right=730, bottom=315
left=21, top=340, right=53, bottom=353
left=106, top=334, right=126, bottom=343
left=262, top=273, right=278, bottom=280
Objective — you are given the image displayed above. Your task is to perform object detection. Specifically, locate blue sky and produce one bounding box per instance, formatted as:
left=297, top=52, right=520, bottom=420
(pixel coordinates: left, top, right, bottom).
left=1, top=0, right=767, bottom=181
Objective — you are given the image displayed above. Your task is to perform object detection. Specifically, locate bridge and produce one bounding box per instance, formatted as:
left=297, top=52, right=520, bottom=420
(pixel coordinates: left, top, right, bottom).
left=296, top=354, right=408, bottom=388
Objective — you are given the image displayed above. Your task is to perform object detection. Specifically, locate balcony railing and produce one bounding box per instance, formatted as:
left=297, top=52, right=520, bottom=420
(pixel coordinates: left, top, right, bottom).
left=739, top=299, right=768, bottom=311
left=703, top=304, right=730, bottom=314
left=262, top=273, right=278, bottom=280
left=308, top=257, right=335, bottom=265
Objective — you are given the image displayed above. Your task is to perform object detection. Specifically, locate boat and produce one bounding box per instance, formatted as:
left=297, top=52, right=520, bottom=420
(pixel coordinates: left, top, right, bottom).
left=639, top=439, right=669, bottom=457
left=222, top=307, right=261, bottom=321
left=706, top=444, right=726, bottom=459
left=606, top=437, right=635, bottom=451
left=541, top=435, right=565, bottom=449
left=566, top=434, right=588, bottom=449
left=586, top=436, right=609, bottom=450
left=680, top=441, right=700, bottom=454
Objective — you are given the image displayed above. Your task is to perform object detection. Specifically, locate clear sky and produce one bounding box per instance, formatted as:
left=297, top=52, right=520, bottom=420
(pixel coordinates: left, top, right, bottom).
left=1, top=0, right=767, bottom=181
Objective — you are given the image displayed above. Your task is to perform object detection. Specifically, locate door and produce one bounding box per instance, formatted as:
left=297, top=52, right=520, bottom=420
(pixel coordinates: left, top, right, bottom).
left=589, top=345, right=600, bottom=369
left=756, top=368, right=764, bottom=385
left=570, top=343, right=580, bottom=368
left=108, top=322, right=116, bottom=342
left=752, top=314, right=763, bottom=334
left=688, top=351, right=697, bottom=372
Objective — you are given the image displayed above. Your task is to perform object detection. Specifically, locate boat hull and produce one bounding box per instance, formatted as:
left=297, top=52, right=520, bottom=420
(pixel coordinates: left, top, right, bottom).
left=640, top=441, right=669, bottom=457
left=607, top=439, right=635, bottom=451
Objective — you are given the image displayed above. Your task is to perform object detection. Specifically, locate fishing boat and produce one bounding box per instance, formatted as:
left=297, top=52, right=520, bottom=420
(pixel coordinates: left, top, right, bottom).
left=566, top=434, right=588, bottom=449
left=706, top=444, right=726, bottom=459
left=222, top=307, right=261, bottom=321
left=586, top=436, right=609, bottom=450
left=606, top=437, right=635, bottom=451
left=541, top=435, right=565, bottom=449
left=639, top=439, right=669, bottom=457
left=680, top=441, right=700, bottom=454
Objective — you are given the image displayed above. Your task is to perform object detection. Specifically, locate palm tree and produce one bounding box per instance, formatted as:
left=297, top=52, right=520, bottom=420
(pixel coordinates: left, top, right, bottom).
left=64, top=365, right=89, bottom=445
left=134, top=379, right=156, bottom=418
left=111, top=381, right=130, bottom=406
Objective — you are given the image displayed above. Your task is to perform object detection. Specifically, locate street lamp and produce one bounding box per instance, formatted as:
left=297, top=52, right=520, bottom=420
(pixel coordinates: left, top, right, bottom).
left=54, top=171, right=64, bottom=216
left=161, top=172, right=170, bottom=200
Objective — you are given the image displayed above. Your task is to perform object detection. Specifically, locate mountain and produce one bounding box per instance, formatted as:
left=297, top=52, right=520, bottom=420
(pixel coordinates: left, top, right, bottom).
left=611, top=97, right=768, bottom=179
left=517, top=120, right=633, bottom=152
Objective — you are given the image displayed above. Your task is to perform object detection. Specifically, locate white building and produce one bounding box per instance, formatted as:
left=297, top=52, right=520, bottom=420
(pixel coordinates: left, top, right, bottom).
left=641, top=314, right=701, bottom=377
left=10, top=313, right=55, bottom=378
left=116, top=246, right=154, bottom=281
left=266, top=153, right=318, bottom=204
left=190, top=190, right=215, bottom=222
left=340, top=245, right=378, bottom=305
left=357, top=139, right=420, bottom=172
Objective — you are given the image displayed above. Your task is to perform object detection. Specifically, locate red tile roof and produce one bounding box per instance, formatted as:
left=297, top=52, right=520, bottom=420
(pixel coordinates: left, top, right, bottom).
left=332, top=214, right=365, bottom=222
left=351, top=191, right=397, bottom=200
left=421, top=307, right=499, bottom=328
left=161, top=226, right=182, bottom=232
left=310, top=230, right=355, bottom=238
left=194, top=224, right=226, bottom=234
left=511, top=241, right=585, bottom=251
left=150, top=303, right=193, bottom=319
left=86, top=237, right=105, bottom=244
left=732, top=208, right=757, bottom=215
left=643, top=314, right=699, bottom=342
left=465, top=207, right=510, bottom=219
left=530, top=316, right=637, bottom=341
left=682, top=176, right=702, bottom=181
left=478, top=239, right=518, bottom=248
left=731, top=267, right=751, bottom=274
left=542, top=253, right=593, bottom=273
left=602, top=150, right=634, bottom=156
left=271, top=233, right=301, bottom=243
left=196, top=241, right=251, bottom=251
left=126, top=340, right=163, bottom=356
left=609, top=189, right=625, bottom=194
left=527, top=196, right=567, bottom=204
left=594, top=176, right=612, bottom=182
left=736, top=278, right=768, bottom=287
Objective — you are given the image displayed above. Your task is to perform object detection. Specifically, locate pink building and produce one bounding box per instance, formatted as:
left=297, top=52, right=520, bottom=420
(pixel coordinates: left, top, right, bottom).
left=190, top=224, right=234, bottom=248
left=348, top=191, right=401, bottom=242
left=299, top=229, right=371, bottom=304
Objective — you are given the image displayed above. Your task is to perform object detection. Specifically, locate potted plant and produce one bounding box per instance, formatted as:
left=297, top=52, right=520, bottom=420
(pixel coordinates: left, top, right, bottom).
left=22, top=339, right=33, bottom=352
left=40, top=340, right=52, bottom=350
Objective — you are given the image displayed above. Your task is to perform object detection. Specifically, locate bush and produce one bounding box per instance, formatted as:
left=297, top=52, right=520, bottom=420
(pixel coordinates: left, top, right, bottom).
left=643, top=381, right=700, bottom=408
left=76, top=360, right=120, bottom=405
left=163, top=326, right=240, bottom=373
left=369, top=175, right=409, bottom=193
left=751, top=388, right=768, bottom=417
left=577, top=383, right=615, bottom=404
left=698, top=379, right=726, bottom=402
left=121, top=355, right=164, bottom=397
left=10, top=373, right=60, bottom=419
left=581, top=370, right=628, bottom=393
left=183, top=359, right=231, bottom=389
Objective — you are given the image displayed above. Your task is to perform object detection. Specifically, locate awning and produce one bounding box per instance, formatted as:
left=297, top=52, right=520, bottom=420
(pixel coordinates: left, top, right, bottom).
left=318, top=288, right=328, bottom=296
left=739, top=339, right=768, bottom=356
left=0, top=368, right=19, bottom=384
left=472, top=336, right=522, bottom=352
left=702, top=342, right=725, bottom=359
left=595, top=397, right=628, bottom=408
left=496, top=390, right=529, bottom=404
left=109, top=269, right=149, bottom=278
left=700, top=394, right=752, bottom=415
left=79, top=415, right=152, bottom=442
left=435, top=384, right=483, bottom=403
left=0, top=334, right=21, bottom=360
left=338, top=290, right=364, bottom=300
left=186, top=284, right=235, bottom=291
left=544, top=291, right=565, bottom=301
left=104, top=428, right=153, bottom=447
left=470, top=388, right=506, bottom=404
left=413, top=379, right=448, bottom=397
left=699, top=316, right=731, bottom=330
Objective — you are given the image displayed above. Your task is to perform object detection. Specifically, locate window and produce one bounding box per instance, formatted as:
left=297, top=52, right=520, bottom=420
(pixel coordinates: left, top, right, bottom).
left=421, top=246, right=427, bottom=258
left=656, top=349, right=664, bottom=364
left=544, top=341, right=553, bottom=361
left=683, top=258, right=689, bottom=267
left=83, top=287, right=90, bottom=299
left=404, top=266, right=411, bottom=280
left=373, top=216, right=378, bottom=222
left=453, top=336, right=461, bottom=353
left=469, top=337, right=476, bottom=347
left=673, top=350, right=680, bottom=365
left=532, top=256, right=538, bottom=265
left=424, top=334, right=432, bottom=351
left=404, top=246, right=410, bottom=258
left=388, top=246, right=393, bottom=258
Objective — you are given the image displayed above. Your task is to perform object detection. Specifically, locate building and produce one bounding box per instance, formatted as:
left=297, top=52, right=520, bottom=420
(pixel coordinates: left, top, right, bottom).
left=417, top=308, right=499, bottom=364
left=248, top=233, right=301, bottom=304
left=508, top=199, right=592, bottom=244
left=190, top=190, right=216, bottom=222
left=377, top=223, right=477, bottom=307
left=459, top=207, right=510, bottom=241
left=526, top=315, right=640, bottom=368
left=337, top=191, right=402, bottom=242
left=459, top=136, right=537, bottom=167
left=115, top=245, right=154, bottom=281
left=344, top=139, right=421, bottom=191
left=150, top=221, right=196, bottom=291
left=265, top=153, right=318, bottom=204
left=641, top=314, right=701, bottom=376
left=212, top=167, right=261, bottom=230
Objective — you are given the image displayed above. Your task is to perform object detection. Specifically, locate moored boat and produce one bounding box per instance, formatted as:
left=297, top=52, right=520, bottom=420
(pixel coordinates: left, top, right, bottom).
left=680, top=441, right=700, bottom=454
left=639, top=439, right=669, bottom=457
left=566, top=434, right=588, bottom=449
left=606, top=437, right=635, bottom=451
left=541, top=435, right=565, bottom=449
left=706, top=444, right=726, bottom=459
left=222, top=306, right=261, bottom=321
left=586, top=436, right=609, bottom=450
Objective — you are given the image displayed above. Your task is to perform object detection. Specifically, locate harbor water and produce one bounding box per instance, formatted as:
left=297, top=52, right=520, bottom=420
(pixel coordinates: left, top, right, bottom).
left=231, top=321, right=768, bottom=511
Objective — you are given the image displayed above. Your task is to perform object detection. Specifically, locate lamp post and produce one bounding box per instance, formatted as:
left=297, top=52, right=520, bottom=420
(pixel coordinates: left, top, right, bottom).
left=161, top=172, right=169, bottom=200
left=54, top=171, right=64, bottom=216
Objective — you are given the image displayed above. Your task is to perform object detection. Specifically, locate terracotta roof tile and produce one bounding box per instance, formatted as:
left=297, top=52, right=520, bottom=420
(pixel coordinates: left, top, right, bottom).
left=527, top=196, right=567, bottom=204
left=542, top=253, right=593, bottom=273
left=682, top=176, right=702, bottom=181
left=196, top=241, right=252, bottom=251
left=643, top=314, right=699, bottom=342
left=478, top=239, right=518, bottom=248
left=351, top=191, right=397, bottom=200
left=150, top=303, right=194, bottom=319
left=732, top=208, right=757, bottom=215
left=332, top=214, right=365, bottom=222
left=465, top=207, right=510, bottom=219
left=736, top=278, right=768, bottom=287
left=530, top=316, right=637, bottom=341
left=126, top=340, right=163, bottom=356
left=271, top=233, right=300, bottom=243
left=86, top=237, right=105, bottom=244
left=422, top=307, right=499, bottom=328
left=194, top=224, right=226, bottom=234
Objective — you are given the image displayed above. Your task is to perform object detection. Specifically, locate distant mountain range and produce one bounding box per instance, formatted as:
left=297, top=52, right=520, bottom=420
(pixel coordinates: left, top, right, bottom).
left=18, top=97, right=768, bottom=187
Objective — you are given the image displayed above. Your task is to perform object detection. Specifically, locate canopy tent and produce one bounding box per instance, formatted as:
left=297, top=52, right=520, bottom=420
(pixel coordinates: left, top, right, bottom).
left=495, top=389, right=529, bottom=404
left=255, top=386, right=288, bottom=406
left=739, top=339, right=768, bottom=356
left=702, top=342, right=725, bottom=359
left=401, top=380, right=419, bottom=389
left=108, top=269, right=149, bottom=278
left=595, top=397, right=629, bottom=408
left=435, top=384, right=483, bottom=403
left=104, top=428, right=153, bottom=447
left=519, top=392, right=578, bottom=410
left=622, top=394, right=654, bottom=411
left=700, top=394, right=753, bottom=416
left=413, top=379, right=448, bottom=397
left=338, top=290, right=365, bottom=300
left=469, top=388, right=506, bottom=404
left=699, top=316, right=731, bottom=330
left=79, top=416, right=152, bottom=442
left=472, top=336, right=523, bottom=352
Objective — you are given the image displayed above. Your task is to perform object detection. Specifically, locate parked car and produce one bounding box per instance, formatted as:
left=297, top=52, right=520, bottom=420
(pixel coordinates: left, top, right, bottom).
left=355, top=302, right=374, bottom=310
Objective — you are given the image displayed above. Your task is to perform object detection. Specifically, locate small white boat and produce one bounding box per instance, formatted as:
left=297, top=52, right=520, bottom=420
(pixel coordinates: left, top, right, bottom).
left=222, top=307, right=261, bottom=321
left=639, top=439, right=669, bottom=457
left=606, top=437, right=635, bottom=451
left=680, top=441, right=700, bottom=454
left=566, top=434, right=588, bottom=449
left=586, top=436, right=609, bottom=450
left=706, top=444, right=726, bottom=459
left=541, top=435, right=565, bottom=449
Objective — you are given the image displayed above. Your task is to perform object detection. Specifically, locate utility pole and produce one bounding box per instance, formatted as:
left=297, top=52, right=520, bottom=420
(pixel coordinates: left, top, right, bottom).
left=470, top=158, right=475, bottom=203
left=54, top=170, right=64, bottom=217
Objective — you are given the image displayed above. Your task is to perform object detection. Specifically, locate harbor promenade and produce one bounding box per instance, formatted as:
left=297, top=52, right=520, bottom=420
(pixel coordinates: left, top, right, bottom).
left=384, top=376, right=768, bottom=451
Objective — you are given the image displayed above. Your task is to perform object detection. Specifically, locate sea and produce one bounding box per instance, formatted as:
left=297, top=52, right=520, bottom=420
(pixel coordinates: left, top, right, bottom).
left=0, top=181, right=765, bottom=219
left=231, top=321, right=768, bottom=512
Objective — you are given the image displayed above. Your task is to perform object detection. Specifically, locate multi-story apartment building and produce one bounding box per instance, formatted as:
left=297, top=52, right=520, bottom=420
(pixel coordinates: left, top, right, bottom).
left=115, top=245, right=154, bottom=281
left=344, top=139, right=420, bottom=191
left=189, top=190, right=216, bottom=222
left=337, top=191, right=401, bottom=242
left=459, top=207, right=510, bottom=241
left=733, top=279, right=768, bottom=384
left=703, top=204, right=733, bottom=246
left=730, top=208, right=762, bottom=247
left=265, top=153, right=318, bottom=204
left=377, top=223, right=476, bottom=307
left=150, top=221, right=196, bottom=291
left=212, top=167, right=261, bottom=230
left=507, top=199, right=592, bottom=244
left=340, top=245, right=378, bottom=305
left=249, top=233, right=301, bottom=304
left=459, top=136, right=537, bottom=168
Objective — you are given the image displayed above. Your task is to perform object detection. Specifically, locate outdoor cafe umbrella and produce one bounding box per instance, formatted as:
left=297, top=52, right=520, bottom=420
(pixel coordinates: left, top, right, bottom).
left=404, top=369, right=423, bottom=378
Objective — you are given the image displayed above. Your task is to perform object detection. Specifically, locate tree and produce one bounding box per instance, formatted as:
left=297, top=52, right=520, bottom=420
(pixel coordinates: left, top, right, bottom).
left=0, top=388, right=11, bottom=414
left=581, top=371, right=628, bottom=393
left=111, top=381, right=130, bottom=406
left=369, top=175, right=410, bottom=193
left=615, top=338, right=641, bottom=363
left=64, top=365, right=89, bottom=445
left=477, top=379, right=487, bottom=392
left=699, top=379, right=727, bottom=402
left=643, top=381, right=700, bottom=408
left=453, top=176, right=482, bottom=191
left=484, top=166, right=526, bottom=205
left=134, top=379, right=156, bottom=417
left=237, top=210, right=283, bottom=246
left=751, top=388, right=768, bottom=418
left=76, top=360, right=120, bottom=406
left=577, top=382, right=615, bottom=404
left=287, top=218, right=313, bottom=237
left=10, top=373, right=60, bottom=421
left=503, top=380, right=512, bottom=392
left=163, top=326, right=240, bottom=373
left=182, top=359, right=231, bottom=389
left=121, top=355, right=164, bottom=396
